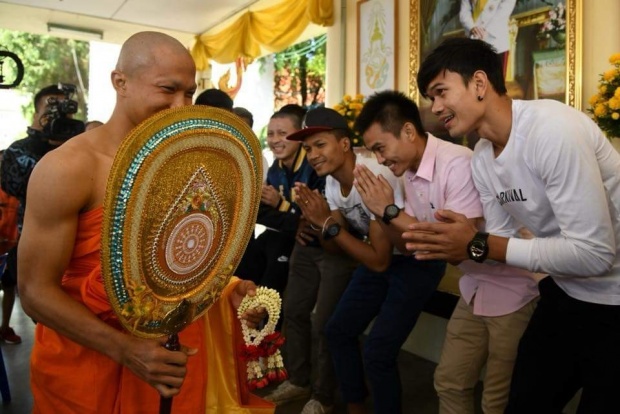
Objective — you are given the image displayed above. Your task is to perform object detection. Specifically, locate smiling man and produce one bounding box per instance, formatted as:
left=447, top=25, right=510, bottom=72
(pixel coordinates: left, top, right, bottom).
left=286, top=106, right=430, bottom=414
left=407, top=37, right=620, bottom=413
left=318, top=90, right=486, bottom=413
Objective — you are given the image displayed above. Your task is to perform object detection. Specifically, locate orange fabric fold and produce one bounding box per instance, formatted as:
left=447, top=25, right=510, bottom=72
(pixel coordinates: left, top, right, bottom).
left=31, top=207, right=274, bottom=414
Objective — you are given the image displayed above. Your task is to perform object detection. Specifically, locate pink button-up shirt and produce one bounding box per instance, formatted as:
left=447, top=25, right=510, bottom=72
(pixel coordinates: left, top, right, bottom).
left=404, top=133, right=538, bottom=316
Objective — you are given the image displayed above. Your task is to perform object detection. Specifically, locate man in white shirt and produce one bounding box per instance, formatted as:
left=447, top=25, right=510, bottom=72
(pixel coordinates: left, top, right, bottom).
left=409, top=37, right=620, bottom=413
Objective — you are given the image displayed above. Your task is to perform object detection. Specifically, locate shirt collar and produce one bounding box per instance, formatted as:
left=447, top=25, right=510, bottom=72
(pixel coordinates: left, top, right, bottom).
left=409, top=133, right=438, bottom=182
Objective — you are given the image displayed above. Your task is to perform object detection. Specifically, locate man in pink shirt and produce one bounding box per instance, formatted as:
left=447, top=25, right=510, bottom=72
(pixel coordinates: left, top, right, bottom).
left=352, top=91, right=539, bottom=413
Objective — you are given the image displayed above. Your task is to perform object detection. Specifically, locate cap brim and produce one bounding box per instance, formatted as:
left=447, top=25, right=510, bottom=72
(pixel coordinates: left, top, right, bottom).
left=286, top=126, right=334, bottom=142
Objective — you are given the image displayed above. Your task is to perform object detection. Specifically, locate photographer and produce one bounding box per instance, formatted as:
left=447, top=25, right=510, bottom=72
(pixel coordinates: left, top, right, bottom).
left=0, top=84, right=84, bottom=343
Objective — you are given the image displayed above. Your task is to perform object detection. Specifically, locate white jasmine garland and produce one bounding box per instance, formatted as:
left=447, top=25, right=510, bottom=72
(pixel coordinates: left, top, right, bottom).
left=237, top=286, right=288, bottom=389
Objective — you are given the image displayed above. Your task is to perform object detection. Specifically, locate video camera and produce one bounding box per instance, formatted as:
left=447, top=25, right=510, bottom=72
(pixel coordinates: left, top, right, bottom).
left=41, top=83, right=85, bottom=141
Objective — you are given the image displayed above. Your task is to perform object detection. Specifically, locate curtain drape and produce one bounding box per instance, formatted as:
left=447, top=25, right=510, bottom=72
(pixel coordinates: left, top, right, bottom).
left=191, top=0, right=333, bottom=69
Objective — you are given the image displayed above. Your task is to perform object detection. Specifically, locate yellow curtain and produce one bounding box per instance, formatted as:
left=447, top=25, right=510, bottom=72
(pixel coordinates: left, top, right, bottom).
left=191, top=0, right=333, bottom=69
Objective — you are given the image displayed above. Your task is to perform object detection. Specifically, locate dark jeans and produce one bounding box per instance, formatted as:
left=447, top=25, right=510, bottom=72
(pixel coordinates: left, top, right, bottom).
left=235, top=229, right=294, bottom=295
left=325, top=255, right=446, bottom=414
left=283, top=243, right=358, bottom=405
left=506, top=276, right=620, bottom=414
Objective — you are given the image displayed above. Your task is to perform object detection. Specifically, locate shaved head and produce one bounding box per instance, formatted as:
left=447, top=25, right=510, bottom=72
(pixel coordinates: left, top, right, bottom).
left=110, top=31, right=197, bottom=129
left=116, top=31, right=194, bottom=77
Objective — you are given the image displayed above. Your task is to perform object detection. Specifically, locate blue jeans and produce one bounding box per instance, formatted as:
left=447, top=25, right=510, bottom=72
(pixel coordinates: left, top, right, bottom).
left=325, top=255, right=446, bottom=414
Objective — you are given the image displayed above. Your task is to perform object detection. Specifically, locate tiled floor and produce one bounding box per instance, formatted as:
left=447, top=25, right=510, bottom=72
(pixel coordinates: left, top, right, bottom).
left=0, top=293, right=478, bottom=414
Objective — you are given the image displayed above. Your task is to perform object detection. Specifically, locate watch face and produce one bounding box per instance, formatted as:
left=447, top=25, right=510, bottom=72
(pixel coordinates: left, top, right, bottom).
left=386, top=205, right=399, bottom=217
left=327, top=223, right=340, bottom=236
left=469, top=240, right=486, bottom=259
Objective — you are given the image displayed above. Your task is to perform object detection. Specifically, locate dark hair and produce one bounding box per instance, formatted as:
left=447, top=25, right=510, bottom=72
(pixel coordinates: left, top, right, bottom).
left=354, top=90, right=425, bottom=138
left=233, top=107, right=254, bottom=127
left=271, top=108, right=304, bottom=130
left=34, top=84, right=63, bottom=112
left=417, top=38, right=507, bottom=98
left=278, top=104, right=307, bottom=121
left=194, top=88, right=233, bottom=110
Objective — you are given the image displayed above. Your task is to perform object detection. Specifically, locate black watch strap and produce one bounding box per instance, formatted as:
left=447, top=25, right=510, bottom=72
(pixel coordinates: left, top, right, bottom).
left=467, top=231, right=490, bottom=263
left=382, top=204, right=400, bottom=225
left=323, top=222, right=341, bottom=241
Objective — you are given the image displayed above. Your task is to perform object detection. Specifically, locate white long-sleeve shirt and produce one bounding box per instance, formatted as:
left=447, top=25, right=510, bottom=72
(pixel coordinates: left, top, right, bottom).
left=472, top=99, right=620, bottom=305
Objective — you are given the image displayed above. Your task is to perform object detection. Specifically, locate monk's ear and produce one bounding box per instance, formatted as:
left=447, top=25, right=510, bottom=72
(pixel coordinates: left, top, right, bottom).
left=111, top=70, right=127, bottom=95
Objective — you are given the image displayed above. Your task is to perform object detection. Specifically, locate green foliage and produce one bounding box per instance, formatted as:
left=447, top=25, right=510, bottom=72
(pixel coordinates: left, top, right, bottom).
left=272, top=34, right=326, bottom=76
left=0, top=28, right=90, bottom=121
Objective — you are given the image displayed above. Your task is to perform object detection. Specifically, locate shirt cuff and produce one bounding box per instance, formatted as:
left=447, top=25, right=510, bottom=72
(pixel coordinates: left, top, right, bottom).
left=506, top=237, right=532, bottom=271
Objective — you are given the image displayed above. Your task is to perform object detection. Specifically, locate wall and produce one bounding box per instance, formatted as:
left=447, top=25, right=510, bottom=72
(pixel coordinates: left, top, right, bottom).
left=329, top=0, right=620, bottom=114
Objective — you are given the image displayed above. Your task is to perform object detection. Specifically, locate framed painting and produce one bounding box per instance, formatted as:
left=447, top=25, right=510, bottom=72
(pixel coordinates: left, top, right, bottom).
left=357, top=0, right=398, bottom=95
left=409, top=0, right=582, bottom=138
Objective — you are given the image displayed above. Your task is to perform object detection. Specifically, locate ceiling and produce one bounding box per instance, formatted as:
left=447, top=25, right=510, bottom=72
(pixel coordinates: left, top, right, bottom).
left=0, top=0, right=321, bottom=46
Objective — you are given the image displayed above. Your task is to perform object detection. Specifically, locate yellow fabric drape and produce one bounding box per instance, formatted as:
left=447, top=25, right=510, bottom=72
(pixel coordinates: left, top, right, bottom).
left=191, top=0, right=333, bottom=69
left=204, top=276, right=275, bottom=413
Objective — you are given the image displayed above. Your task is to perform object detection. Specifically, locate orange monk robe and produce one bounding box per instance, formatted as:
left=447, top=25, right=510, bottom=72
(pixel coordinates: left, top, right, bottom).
left=30, top=207, right=274, bottom=414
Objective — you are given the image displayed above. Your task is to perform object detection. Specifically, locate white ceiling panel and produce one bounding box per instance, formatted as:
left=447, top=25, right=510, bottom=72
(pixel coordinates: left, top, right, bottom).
left=0, top=0, right=261, bottom=34
left=1, top=0, right=126, bottom=19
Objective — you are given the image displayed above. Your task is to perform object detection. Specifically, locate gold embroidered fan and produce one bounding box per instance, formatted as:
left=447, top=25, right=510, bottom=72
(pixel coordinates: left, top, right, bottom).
left=101, top=106, right=262, bottom=338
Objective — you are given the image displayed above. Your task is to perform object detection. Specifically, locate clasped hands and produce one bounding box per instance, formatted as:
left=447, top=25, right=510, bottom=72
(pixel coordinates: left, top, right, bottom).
left=404, top=209, right=477, bottom=265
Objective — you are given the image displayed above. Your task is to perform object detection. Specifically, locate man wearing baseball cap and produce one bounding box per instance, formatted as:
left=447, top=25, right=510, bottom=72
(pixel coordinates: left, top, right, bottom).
left=286, top=105, right=414, bottom=413
left=264, top=107, right=358, bottom=413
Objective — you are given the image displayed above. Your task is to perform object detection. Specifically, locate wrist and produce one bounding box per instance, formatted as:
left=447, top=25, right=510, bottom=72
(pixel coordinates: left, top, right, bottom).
left=466, top=231, right=489, bottom=263
left=321, top=216, right=335, bottom=234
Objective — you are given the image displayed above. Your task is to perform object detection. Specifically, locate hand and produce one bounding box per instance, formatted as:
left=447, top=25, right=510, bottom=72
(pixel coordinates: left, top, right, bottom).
left=120, top=335, right=197, bottom=398
left=294, top=183, right=331, bottom=228
left=231, top=280, right=267, bottom=328
left=470, top=26, right=487, bottom=40
left=295, top=216, right=320, bottom=246
left=353, top=164, right=394, bottom=217
left=402, top=209, right=477, bottom=264
left=261, top=185, right=282, bottom=208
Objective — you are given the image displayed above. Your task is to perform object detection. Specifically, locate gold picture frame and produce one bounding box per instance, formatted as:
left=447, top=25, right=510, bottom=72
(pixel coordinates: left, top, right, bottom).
left=357, top=0, right=398, bottom=95
left=409, top=0, right=582, bottom=109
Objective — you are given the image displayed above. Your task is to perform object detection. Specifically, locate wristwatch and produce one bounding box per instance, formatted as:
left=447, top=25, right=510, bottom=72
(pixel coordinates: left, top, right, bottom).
left=467, top=232, right=490, bottom=263
left=323, top=222, right=341, bottom=241
left=382, top=204, right=400, bottom=225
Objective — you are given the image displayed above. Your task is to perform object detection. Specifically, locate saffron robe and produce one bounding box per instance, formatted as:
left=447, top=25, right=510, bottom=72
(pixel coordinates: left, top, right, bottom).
left=30, top=206, right=274, bottom=414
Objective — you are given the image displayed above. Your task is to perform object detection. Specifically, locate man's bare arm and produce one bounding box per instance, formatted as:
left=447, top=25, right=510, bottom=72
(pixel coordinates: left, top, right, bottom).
left=18, top=148, right=192, bottom=397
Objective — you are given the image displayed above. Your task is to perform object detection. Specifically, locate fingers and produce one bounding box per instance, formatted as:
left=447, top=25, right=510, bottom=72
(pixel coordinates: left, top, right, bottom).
left=433, top=209, right=466, bottom=223
left=237, top=279, right=257, bottom=297
left=240, top=306, right=267, bottom=328
left=297, top=230, right=315, bottom=243
left=180, top=346, right=198, bottom=356
left=122, top=338, right=192, bottom=396
left=154, top=383, right=182, bottom=398
left=295, top=233, right=308, bottom=245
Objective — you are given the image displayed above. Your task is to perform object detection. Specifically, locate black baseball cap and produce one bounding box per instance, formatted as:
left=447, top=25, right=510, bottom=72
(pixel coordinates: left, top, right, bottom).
left=286, top=107, right=350, bottom=141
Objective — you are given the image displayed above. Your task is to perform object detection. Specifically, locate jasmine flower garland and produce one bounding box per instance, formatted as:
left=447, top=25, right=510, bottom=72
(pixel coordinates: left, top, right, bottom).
left=237, top=286, right=287, bottom=390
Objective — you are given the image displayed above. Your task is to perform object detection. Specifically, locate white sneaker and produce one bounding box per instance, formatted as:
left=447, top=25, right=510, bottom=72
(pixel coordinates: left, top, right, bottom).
left=301, top=399, right=334, bottom=414
left=263, top=380, right=311, bottom=405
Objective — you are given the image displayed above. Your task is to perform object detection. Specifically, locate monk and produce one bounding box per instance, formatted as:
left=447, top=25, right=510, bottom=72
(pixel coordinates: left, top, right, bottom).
left=18, top=32, right=273, bottom=413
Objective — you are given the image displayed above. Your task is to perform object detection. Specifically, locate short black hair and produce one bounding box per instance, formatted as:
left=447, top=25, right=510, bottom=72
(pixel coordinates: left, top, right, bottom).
left=233, top=107, right=254, bottom=127
left=417, top=37, right=507, bottom=98
left=271, top=105, right=306, bottom=130
left=195, top=88, right=234, bottom=110
left=278, top=104, right=307, bottom=121
left=354, top=90, right=425, bottom=138
left=34, top=84, right=63, bottom=112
